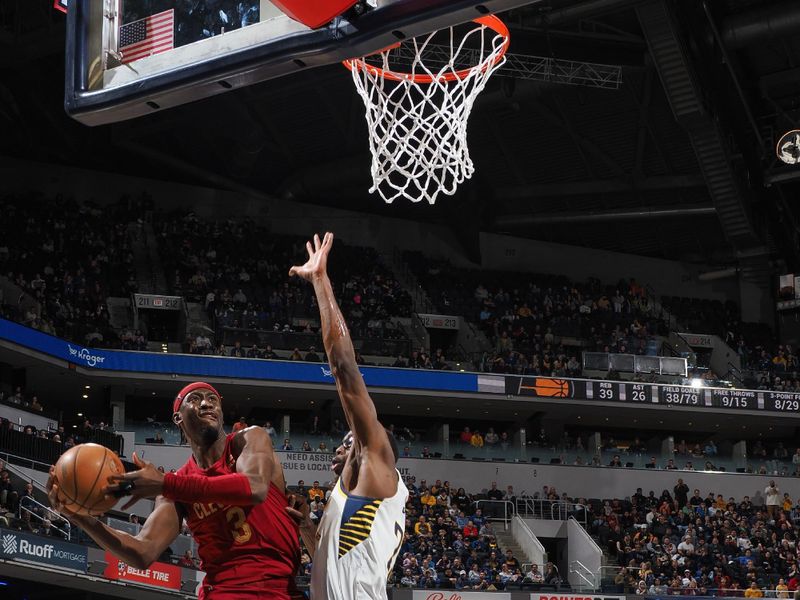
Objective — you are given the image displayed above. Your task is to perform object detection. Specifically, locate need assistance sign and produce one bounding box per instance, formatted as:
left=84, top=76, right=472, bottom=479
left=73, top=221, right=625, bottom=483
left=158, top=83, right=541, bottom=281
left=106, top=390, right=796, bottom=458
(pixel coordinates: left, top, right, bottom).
left=0, top=528, right=88, bottom=572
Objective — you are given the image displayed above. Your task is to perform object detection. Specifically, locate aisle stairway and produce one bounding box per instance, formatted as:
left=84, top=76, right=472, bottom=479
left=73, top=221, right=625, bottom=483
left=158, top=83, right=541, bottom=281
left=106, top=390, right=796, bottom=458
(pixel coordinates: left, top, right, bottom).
left=128, top=221, right=168, bottom=294
left=495, top=527, right=534, bottom=568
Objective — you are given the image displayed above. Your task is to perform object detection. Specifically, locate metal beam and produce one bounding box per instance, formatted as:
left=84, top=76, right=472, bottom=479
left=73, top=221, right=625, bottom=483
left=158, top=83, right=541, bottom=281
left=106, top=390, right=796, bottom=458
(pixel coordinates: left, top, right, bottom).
left=494, top=205, right=716, bottom=227
left=524, top=0, right=642, bottom=27
left=765, top=167, right=800, bottom=186
left=388, top=45, right=623, bottom=89
left=497, top=175, right=706, bottom=199
left=721, top=0, right=800, bottom=48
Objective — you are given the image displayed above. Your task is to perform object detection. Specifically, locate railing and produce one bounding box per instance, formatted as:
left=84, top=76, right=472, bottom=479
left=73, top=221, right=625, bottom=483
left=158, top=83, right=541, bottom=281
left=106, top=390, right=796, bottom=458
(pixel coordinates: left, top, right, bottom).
left=0, top=450, right=53, bottom=474
left=0, top=426, right=122, bottom=468
left=0, top=396, right=60, bottom=423
left=644, top=283, right=675, bottom=328
left=582, top=351, right=687, bottom=377
left=567, top=516, right=602, bottom=590
left=570, top=559, right=598, bottom=591
left=474, top=499, right=516, bottom=529
left=512, top=515, right=546, bottom=569
left=725, top=360, right=744, bottom=387
left=18, top=496, right=71, bottom=540
left=515, top=498, right=588, bottom=527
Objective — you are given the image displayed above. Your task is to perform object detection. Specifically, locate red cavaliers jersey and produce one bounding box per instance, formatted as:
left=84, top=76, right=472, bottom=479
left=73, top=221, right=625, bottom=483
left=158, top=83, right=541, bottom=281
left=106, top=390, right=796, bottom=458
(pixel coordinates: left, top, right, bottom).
left=176, top=434, right=300, bottom=589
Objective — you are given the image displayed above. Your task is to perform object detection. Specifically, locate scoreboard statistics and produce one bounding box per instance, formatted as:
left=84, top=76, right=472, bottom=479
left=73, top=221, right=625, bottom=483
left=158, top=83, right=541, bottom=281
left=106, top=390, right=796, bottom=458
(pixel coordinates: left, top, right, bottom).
left=505, top=376, right=800, bottom=414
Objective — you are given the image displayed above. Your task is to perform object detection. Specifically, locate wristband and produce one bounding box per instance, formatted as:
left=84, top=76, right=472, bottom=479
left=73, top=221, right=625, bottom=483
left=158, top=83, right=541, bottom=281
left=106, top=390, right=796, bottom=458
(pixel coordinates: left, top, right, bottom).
left=163, top=472, right=254, bottom=505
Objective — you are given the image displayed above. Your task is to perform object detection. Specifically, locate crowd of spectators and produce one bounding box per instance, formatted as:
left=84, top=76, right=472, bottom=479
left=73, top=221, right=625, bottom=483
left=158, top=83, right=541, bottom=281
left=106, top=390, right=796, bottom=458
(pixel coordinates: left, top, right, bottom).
left=0, top=193, right=142, bottom=348
left=290, top=476, right=551, bottom=590
left=0, top=465, right=70, bottom=537
left=2, top=195, right=798, bottom=398
left=155, top=212, right=412, bottom=357
left=403, top=252, right=666, bottom=375
left=743, top=343, right=800, bottom=392
left=594, top=478, right=800, bottom=597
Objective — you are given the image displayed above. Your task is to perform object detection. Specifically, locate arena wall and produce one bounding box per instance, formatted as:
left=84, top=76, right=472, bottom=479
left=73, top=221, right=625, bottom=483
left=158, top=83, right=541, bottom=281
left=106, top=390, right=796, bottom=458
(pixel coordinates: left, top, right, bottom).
left=133, top=444, right=796, bottom=505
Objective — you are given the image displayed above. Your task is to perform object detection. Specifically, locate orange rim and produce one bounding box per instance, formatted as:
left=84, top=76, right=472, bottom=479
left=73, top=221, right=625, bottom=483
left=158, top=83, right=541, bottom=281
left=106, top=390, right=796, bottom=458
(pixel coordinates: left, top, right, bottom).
left=343, top=15, right=510, bottom=84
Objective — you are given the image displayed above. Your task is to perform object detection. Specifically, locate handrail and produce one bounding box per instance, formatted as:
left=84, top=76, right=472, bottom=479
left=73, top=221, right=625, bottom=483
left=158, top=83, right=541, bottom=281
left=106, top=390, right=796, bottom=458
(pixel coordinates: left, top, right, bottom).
left=569, top=516, right=601, bottom=554
left=0, top=450, right=54, bottom=473
left=474, top=499, right=515, bottom=529
left=515, top=498, right=588, bottom=527
left=570, top=560, right=596, bottom=590
left=725, top=360, right=744, bottom=386
left=570, top=561, right=597, bottom=589
left=512, top=514, right=547, bottom=575
left=513, top=515, right=546, bottom=556
left=18, top=495, right=71, bottom=540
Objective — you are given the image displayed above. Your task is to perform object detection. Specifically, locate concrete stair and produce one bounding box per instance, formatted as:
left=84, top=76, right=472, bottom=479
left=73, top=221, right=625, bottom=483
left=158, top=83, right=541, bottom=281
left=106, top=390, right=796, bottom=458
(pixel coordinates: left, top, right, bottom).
left=495, top=528, right=534, bottom=567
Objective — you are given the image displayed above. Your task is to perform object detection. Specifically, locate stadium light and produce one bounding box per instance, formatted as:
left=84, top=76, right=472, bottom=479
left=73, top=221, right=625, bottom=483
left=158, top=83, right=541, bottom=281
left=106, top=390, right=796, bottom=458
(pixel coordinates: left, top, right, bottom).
left=690, top=378, right=704, bottom=388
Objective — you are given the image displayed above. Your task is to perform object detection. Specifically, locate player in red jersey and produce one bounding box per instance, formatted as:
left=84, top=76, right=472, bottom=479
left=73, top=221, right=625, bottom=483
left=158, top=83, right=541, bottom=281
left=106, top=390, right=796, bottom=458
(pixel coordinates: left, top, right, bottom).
left=47, top=382, right=302, bottom=600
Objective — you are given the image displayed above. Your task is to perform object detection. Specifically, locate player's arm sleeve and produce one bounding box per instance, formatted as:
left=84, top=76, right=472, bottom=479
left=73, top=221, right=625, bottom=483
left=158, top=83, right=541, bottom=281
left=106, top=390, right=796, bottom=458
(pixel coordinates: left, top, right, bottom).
left=311, top=272, right=393, bottom=462
left=75, top=495, right=181, bottom=569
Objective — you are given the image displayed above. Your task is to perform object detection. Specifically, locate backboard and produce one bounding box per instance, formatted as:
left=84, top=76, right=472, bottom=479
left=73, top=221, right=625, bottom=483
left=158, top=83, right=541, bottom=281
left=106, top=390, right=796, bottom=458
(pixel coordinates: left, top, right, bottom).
left=64, top=0, right=540, bottom=126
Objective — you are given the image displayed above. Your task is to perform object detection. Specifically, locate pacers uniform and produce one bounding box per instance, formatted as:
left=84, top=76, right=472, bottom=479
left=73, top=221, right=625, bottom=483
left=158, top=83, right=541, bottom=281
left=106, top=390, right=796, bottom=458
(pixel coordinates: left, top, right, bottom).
left=175, top=433, right=302, bottom=600
left=311, top=471, right=408, bottom=600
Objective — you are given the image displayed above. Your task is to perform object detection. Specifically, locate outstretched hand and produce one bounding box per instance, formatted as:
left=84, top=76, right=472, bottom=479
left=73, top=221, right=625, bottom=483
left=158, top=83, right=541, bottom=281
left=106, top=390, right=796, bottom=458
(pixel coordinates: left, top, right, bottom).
left=105, top=451, right=165, bottom=511
left=285, top=493, right=314, bottom=531
left=289, top=232, right=334, bottom=282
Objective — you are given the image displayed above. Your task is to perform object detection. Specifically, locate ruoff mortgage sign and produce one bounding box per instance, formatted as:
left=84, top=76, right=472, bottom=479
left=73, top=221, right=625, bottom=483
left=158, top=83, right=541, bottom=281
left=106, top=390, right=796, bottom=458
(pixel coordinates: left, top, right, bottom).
left=0, top=528, right=87, bottom=571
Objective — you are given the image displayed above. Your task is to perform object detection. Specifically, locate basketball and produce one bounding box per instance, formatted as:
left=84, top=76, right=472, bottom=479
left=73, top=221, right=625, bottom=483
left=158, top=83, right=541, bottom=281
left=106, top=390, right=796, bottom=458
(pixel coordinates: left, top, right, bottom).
left=54, top=443, right=124, bottom=516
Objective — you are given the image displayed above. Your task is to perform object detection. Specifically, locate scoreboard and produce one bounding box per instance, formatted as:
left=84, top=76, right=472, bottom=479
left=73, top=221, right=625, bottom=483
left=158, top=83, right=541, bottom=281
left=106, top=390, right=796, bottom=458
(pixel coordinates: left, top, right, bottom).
left=505, top=376, right=800, bottom=414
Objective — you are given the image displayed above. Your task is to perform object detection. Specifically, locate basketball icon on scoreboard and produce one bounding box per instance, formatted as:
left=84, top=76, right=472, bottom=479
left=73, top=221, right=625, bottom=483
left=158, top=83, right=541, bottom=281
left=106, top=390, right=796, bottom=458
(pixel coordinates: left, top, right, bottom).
left=517, top=378, right=573, bottom=398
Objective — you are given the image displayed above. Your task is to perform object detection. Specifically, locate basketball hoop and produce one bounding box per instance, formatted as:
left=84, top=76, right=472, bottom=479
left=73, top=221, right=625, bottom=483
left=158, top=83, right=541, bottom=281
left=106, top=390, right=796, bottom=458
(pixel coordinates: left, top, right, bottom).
left=344, top=15, right=510, bottom=204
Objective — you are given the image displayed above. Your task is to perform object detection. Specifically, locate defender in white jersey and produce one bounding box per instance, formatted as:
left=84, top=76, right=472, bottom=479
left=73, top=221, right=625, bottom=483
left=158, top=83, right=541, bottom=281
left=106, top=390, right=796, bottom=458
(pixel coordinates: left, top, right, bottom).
left=287, top=232, right=408, bottom=600
left=311, top=459, right=408, bottom=599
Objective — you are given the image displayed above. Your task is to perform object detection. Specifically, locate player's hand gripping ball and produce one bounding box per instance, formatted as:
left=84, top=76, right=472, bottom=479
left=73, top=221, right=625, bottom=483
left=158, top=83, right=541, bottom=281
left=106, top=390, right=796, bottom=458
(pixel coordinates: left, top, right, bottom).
left=51, top=443, right=124, bottom=516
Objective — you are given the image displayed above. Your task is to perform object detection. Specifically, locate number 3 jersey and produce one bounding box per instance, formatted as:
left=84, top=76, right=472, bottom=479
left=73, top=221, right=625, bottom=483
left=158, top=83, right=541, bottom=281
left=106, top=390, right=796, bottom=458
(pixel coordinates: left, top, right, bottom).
left=175, top=433, right=301, bottom=592
left=311, top=471, right=408, bottom=600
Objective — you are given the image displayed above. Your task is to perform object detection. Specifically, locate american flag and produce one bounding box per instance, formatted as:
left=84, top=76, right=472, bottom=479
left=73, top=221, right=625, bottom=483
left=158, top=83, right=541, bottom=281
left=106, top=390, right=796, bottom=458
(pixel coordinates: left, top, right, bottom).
left=119, top=9, right=174, bottom=64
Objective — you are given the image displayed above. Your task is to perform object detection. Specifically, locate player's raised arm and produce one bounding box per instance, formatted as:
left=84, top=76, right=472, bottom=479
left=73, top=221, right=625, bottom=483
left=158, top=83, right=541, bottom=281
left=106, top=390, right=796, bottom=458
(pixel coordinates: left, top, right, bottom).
left=289, top=234, right=396, bottom=480
left=48, top=467, right=180, bottom=570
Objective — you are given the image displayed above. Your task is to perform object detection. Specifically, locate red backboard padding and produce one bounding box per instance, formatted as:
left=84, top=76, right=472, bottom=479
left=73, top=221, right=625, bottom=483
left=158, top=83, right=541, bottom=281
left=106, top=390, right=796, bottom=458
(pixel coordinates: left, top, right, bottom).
left=271, top=0, right=358, bottom=29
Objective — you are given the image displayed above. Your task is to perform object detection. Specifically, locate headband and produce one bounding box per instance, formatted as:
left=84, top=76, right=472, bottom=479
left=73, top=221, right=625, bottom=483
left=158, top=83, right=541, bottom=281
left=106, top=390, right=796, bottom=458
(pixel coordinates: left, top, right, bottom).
left=173, top=382, right=221, bottom=413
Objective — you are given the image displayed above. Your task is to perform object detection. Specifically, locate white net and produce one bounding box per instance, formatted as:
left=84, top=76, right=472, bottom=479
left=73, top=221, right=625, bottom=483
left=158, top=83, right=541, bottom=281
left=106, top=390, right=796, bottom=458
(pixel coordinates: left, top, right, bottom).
left=346, top=17, right=509, bottom=204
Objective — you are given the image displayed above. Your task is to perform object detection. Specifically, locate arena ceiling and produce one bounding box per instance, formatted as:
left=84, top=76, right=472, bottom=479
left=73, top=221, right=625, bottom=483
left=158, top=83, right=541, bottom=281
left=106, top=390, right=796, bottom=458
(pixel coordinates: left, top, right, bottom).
left=1, top=0, right=800, bottom=279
